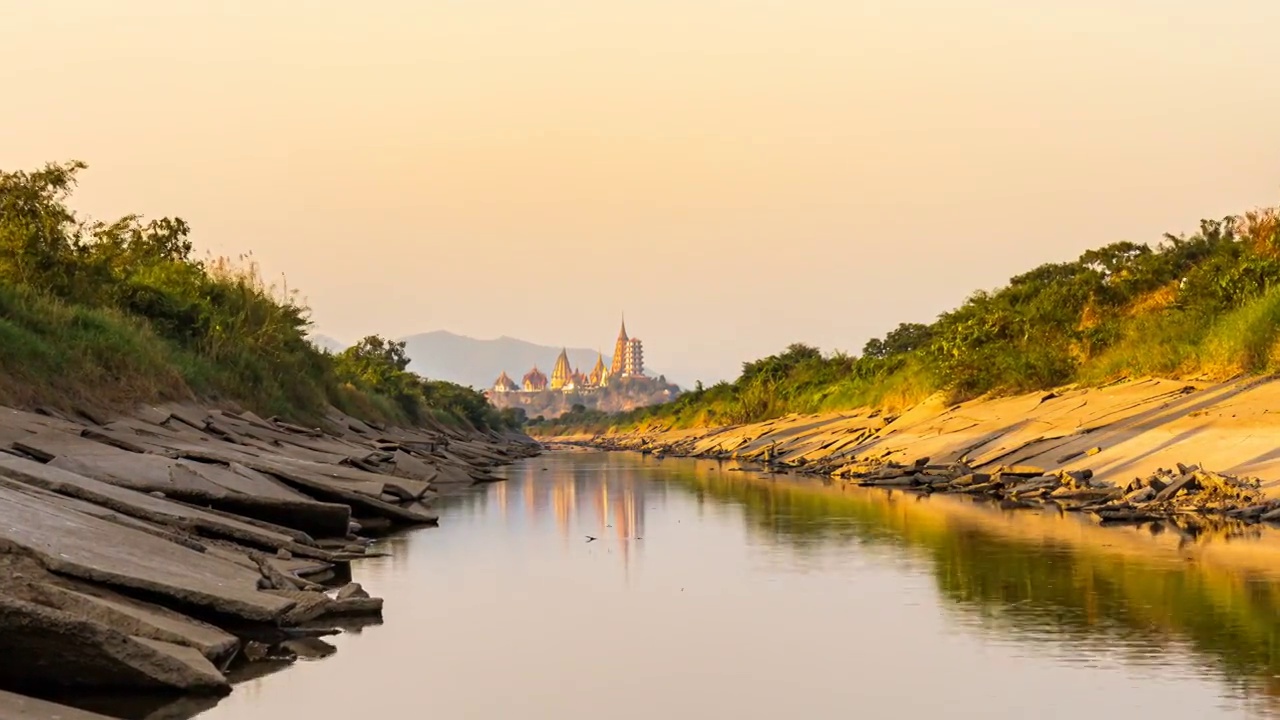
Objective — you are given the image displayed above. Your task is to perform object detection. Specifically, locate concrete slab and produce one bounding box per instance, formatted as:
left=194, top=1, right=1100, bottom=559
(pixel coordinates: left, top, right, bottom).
left=0, top=594, right=231, bottom=694
left=0, top=483, right=292, bottom=622
left=0, top=456, right=329, bottom=558
left=0, top=689, right=116, bottom=719
left=34, top=585, right=239, bottom=663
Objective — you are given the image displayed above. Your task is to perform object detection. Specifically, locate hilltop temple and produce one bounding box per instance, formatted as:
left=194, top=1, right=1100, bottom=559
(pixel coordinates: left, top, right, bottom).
left=490, top=317, right=647, bottom=396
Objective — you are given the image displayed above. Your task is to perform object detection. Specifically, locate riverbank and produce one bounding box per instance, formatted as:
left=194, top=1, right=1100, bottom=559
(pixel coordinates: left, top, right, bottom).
left=545, top=375, right=1280, bottom=523
left=0, top=400, right=539, bottom=717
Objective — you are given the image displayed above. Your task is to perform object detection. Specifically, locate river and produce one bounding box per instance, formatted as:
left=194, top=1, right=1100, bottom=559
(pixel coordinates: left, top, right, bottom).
left=189, top=450, right=1280, bottom=719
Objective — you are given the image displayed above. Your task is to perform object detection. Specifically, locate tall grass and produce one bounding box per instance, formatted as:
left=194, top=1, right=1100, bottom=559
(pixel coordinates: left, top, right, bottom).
left=1194, top=287, right=1280, bottom=376
left=0, top=283, right=191, bottom=410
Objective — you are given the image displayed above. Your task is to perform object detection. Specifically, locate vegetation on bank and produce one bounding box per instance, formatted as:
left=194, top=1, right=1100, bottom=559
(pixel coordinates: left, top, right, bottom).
left=531, top=204, right=1280, bottom=435
left=0, top=160, right=515, bottom=430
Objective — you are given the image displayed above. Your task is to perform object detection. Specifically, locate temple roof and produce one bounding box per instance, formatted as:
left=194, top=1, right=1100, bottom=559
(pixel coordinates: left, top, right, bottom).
left=552, top=349, right=572, bottom=378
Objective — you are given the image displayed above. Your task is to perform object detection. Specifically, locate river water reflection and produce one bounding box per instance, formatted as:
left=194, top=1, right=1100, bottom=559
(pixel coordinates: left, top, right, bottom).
left=196, top=450, right=1280, bottom=719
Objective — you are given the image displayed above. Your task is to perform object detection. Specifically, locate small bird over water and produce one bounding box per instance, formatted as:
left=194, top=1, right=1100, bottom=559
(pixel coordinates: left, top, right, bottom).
left=585, top=536, right=597, bottom=543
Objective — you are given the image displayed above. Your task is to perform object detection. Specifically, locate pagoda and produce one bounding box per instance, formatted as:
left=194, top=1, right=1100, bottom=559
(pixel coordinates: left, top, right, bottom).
left=609, top=316, right=630, bottom=377
left=588, top=352, right=609, bottom=387
left=550, top=349, right=573, bottom=390
left=492, top=370, right=518, bottom=393
left=522, top=366, right=548, bottom=391
left=608, top=315, right=645, bottom=378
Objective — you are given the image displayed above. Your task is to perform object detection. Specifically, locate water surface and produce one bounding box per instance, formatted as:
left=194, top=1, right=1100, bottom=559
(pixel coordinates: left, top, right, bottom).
left=197, top=451, right=1280, bottom=719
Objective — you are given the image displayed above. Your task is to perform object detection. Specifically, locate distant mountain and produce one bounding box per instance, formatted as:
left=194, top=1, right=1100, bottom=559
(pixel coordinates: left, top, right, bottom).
left=400, top=331, right=609, bottom=390
left=307, top=334, right=347, bottom=354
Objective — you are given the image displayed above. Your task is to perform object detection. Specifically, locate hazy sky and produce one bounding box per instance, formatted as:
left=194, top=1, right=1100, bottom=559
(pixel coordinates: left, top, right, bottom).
left=3, top=1, right=1279, bottom=385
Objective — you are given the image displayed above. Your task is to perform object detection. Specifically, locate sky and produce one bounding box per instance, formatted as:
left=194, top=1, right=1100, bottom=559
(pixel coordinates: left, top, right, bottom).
left=2, top=1, right=1279, bottom=386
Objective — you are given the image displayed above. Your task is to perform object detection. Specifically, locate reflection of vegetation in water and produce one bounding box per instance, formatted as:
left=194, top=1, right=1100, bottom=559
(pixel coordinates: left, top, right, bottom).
left=665, top=465, right=1280, bottom=702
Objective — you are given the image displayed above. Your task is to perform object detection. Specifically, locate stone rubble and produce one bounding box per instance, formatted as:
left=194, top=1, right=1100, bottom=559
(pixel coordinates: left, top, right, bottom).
left=843, top=458, right=1269, bottom=522
left=578, top=407, right=1269, bottom=525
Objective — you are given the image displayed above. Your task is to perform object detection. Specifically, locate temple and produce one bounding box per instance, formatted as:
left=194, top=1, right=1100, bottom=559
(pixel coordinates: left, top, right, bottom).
left=608, top=316, right=645, bottom=379
left=490, top=316, right=648, bottom=396
left=521, top=366, right=548, bottom=392
left=550, top=349, right=573, bottom=390
left=493, top=370, right=518, bottom=393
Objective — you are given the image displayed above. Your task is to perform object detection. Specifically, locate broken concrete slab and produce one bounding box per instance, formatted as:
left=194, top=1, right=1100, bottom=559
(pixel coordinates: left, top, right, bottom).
left=0, top=689, right=116, bottom=719
left=0, top=483, right=293, bottom=622
left=0, top=594, right=231, bottom=694
left=0, top=456, right=333, bottom=559
left=172, top=448, right=438, bottom=525
left=33, top=584, right=238, bottom=663
left=36, top=451, right=352, bottom=538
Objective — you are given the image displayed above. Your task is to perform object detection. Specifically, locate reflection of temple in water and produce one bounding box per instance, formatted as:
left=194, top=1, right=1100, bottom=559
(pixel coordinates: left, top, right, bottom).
left=496, top=459, right=648, bottom=573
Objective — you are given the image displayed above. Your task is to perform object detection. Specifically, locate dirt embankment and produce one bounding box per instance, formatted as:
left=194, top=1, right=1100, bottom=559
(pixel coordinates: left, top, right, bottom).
left=0, top=402, right=539, bottom=717
left=557, top=376, right=1280, bottom=523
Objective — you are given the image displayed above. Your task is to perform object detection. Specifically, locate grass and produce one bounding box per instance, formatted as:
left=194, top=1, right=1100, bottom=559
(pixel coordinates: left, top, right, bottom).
left=0, top=283, right=191, bottom=411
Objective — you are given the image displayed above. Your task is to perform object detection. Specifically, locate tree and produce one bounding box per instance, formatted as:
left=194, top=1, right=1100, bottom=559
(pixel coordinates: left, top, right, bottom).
left=863, top=323, right=933, bottom=359
left=333, top=335, right=421, bottom=419
left=0, top=160, right=88, bottom=297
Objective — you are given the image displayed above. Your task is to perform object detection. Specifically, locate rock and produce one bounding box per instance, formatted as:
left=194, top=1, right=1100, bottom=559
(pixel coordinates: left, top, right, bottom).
left=276, top=548, right=292, bottom=561
left=32, top=584, right=238, bottom=663
left=1097, top=508, right=1161, bottom=523
left=1064, top=469, right=1094, bottom=482
left=0, top=456, right=332, bottom=561
left=1124, top=486, right=1156, bottom=504
left=1008, top=478, right=1060, bottom=496
left=951, top=473, right=990, bottom=488
left=242, top=640, right=270, bottom=662
left=336, top=583, right=370, bottom=601
left=281, top=637, right=337, bottom=660
left=1051, top=487, right=1123, bottom=501
left=1154, top=473, right=1198, bottom=503
left=999, top=465, right=1046, bottom=477
left=861, top=475, right=915, bottom=487
left=0, top=593, right=230, bottom=694
left=0, top=688, right=117, bottom=719
left=0, top=478, right=293, bottom=622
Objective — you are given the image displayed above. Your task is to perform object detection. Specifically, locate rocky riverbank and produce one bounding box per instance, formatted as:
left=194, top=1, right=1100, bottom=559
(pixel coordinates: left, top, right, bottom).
left=551, top=376, right=1280, bottom=524
left=0, top=402, right=539, bottom=718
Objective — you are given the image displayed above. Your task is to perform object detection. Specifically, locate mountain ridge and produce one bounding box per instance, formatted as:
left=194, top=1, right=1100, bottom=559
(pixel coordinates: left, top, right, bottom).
left=400, top=330, right=610, bottom=390
left=309, top=329, right=678, bottom=390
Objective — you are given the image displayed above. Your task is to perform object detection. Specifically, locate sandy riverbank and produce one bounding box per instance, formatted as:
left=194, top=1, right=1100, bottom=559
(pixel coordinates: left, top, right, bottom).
left=546, top=376, right=1280, bottom=517
left=0, top=401, right=539, bottom=717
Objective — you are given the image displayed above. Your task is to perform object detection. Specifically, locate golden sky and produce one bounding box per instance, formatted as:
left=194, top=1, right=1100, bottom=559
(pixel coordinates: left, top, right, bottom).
left=3, top=1, right=1278, bottom=384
